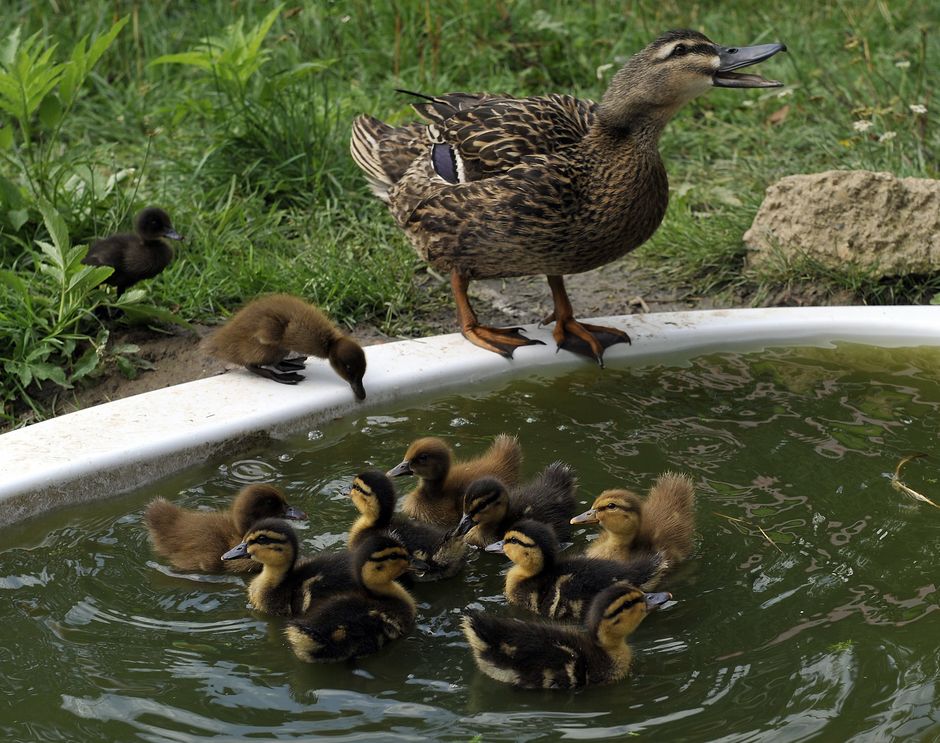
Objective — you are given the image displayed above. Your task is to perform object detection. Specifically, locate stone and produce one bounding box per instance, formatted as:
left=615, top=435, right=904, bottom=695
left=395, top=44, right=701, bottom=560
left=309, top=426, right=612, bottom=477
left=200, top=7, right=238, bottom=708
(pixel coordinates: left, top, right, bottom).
left=743, top=170, right=940, bottom=277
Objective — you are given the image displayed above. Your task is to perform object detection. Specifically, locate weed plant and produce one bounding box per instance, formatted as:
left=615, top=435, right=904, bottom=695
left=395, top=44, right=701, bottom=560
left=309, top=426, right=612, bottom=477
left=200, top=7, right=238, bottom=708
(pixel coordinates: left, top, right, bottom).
left=0, top=0, right=937, bottom=424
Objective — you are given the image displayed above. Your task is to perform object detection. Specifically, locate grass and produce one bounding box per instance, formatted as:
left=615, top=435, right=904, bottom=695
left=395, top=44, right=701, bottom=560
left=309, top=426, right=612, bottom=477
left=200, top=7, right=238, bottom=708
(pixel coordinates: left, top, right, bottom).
left=0, top=0, right=937, bottom=424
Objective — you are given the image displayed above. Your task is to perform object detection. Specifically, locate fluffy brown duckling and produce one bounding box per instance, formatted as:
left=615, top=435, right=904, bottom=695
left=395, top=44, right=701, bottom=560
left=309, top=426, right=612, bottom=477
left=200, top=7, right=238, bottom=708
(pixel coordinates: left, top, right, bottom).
left=346, top=470, right=467, bottom=581
left=462, top=581, right=671, bottom=689
left=144, top=484, right=305, bottom=574
left=452, top=461, right=577, bottom=548
left=486, top=519, right=667, bottom=622
left=387, top=433, right=522, bottom=529
left=201, top=293, right=367, bottom=399
left=570, top=472, right=696, bottom=565
left=284, top=533, right=417, bottom=662
left=221, top=518, right=355, bottom=617
left=82, top=206, right=183, bottom=297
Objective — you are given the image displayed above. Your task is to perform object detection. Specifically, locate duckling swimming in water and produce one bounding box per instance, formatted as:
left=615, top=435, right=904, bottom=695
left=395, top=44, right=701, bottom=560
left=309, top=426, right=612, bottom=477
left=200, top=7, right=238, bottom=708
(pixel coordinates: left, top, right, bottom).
left=351, top=30, right=785, bottom=363
left=452, top=461, right=577, bottom=548
left=284, top=533, right=417, bottom=662
left=144, top=484, right=305, bottom=574
left=201, top=293, right=367, bottom=399
left=387, top=434, right=522, bottom=529
left=82, top=206, right=183, bottom=297
left=487, top=518, right=667, bottom=622
left=570, top=472, right=696, bottom=565
left=462, top=581, right=671, bottom=689
left=346, top=470, right=467, bottom=581
left=221, top=518, right=355, bottom=617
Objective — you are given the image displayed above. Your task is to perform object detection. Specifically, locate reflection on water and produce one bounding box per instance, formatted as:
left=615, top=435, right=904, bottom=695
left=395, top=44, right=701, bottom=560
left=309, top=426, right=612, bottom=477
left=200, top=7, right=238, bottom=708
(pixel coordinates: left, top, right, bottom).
left=2, top=343, right=939, bottom=741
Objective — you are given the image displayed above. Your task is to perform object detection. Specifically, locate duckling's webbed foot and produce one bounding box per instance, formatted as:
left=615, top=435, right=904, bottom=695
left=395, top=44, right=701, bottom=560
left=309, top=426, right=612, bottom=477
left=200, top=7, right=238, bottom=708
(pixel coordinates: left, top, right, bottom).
left=274, top=356, right=307, bottom=372
left=247, top=364, right=304, bottom=384
left=545, top=275, right=630, bottom=367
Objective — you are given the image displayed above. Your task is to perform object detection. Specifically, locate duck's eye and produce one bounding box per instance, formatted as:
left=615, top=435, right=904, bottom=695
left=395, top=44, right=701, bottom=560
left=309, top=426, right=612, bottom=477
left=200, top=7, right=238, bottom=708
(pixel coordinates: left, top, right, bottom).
left=671, top=44, right=688, bottom=57
left=253, top=535, right=271, bottom=544
left=606, top=504, right=619, bottom=510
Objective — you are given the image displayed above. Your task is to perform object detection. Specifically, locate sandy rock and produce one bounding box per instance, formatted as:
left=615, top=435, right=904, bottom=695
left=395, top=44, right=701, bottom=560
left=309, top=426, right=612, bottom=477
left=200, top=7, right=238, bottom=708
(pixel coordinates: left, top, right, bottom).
left=744, top=170, right=940, bottom=277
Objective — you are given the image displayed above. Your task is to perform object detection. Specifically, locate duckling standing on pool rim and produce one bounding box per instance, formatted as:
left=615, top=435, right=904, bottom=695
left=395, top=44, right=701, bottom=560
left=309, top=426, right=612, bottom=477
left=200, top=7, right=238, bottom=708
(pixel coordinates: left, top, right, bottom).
left=201, top=293, right=367, bottom=399
left=82, top=207, right=183, bottom=297
left=221, top=518, right=356, bottom=617
left=462, top=581, right=671, bottom=689
left=571, top=472, right=696, bottom=565
left=487, top=519, right=667, bottom=622
left=346, top=470, right=467, bottom=580
left=144, top=484, right=306, bottom=574
left=452, top=461, right=577, bottom=548
left=351, top=31, right=785, bottom=364
left=285, top=533, right=417, bottom=662
left=387, top=434, right=523, bottom=529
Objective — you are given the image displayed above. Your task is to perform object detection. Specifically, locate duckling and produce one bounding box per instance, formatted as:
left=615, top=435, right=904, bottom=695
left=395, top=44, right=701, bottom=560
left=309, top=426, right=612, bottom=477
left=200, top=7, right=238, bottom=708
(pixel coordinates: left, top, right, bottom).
left=346, top=470, right=467, bottom=581
left=82, top=206, right=183, bottom=297
left=201, top=293, right=367, bottom=399
left=570, top=472, right=696, bottom=565
left=221, top=518, right=355, bottom=617
left=351, top=31, right=785, bottom=364
left=486, top=519, right=667, bottom=622
left=144, top=484, right=306, bottom=574
left=462, top=581, right=671, bottom=689
left=452, top=461, right=577, bottom=548
left=284, top=533, right=417, bottom=662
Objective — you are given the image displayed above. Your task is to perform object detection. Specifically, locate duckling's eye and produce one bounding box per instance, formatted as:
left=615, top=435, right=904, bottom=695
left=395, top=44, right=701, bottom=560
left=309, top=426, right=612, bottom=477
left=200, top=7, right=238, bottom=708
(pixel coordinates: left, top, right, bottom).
left=505, top=537, right=520, bottom=545
left=671, top=44, right=688, bottom=57
left=253, top=535, right=271, bottom=544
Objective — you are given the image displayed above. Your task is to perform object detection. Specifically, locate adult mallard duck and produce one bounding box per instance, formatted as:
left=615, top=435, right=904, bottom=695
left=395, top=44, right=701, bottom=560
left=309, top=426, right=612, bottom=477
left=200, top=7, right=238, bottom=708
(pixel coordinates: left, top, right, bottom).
left=571, top=472, right=696, bottom=565
left=351, top=30, right=785, bottom=364
left=462, top=581, right=671, bottom=689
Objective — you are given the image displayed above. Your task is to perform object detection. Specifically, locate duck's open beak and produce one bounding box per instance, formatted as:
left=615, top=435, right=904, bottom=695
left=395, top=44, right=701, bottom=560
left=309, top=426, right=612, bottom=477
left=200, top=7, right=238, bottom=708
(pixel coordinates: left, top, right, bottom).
left=484, top=539, right=505, bottom=554
left=221, top=542, right=249, bottom=560
left=714, top=42, right=786, bottom=88
left=452, top=513, right=474, bottom=538
left=284, top=505, right=307, bottom=520
left=387, top=460, right=412, bottom=478
left=164, top=229, right=184, bottom=241
left=570, top=508, right=599, bottom=525
left=644, top=591, right=672, bottom=610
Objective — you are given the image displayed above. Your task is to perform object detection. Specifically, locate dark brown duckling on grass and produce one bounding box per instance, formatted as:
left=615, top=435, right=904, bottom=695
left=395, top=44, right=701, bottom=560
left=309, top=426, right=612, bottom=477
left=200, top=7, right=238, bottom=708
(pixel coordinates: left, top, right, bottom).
left=201, top=293, right=367, bottom=399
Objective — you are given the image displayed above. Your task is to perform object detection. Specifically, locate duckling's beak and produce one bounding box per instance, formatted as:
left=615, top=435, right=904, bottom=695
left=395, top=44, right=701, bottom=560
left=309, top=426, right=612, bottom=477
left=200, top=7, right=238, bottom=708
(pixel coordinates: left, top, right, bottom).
left=452, top=513, right=474, bottom=538
left=484, top=539, right=505, bottom=554
left=350, top=379, right=366, bottom=401
left=643, top=591, right=672, bottom=611
left=410, top=556, right=432, bottom=577
left=163, top=229, right=184, bottom=241
left=284, top=505, right=307, bottom=520
left=221, top=542, right=249, bottom=560
left=570, top=508, right=599, bottom=525
left=387, top=460, right=413, bottom=478
left=714, top=42, right=786, bottom=88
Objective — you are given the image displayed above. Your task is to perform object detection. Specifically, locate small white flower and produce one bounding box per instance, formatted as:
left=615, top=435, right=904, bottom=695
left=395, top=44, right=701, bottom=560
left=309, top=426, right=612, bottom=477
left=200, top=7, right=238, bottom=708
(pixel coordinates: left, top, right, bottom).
left=853, top=120, right=873, bottom=132
left=878, top=131, right=897, bottom=143
left=895, top=60, right=911, bottom=68
left=776, top=88, right=794, bottom=98
left=909, top=103, right=927, bottom=114
left=596, top=62, right=614, bottom=81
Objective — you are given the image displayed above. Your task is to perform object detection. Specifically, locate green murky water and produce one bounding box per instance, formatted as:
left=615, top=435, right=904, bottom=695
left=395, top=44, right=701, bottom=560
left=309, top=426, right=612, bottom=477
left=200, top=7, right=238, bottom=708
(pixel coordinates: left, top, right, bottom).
left=2, top=343, right=939, bottom=741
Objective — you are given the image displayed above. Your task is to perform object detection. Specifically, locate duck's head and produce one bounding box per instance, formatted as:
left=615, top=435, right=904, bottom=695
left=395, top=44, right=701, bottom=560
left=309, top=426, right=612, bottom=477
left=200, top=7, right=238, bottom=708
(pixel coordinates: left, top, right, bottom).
left=135, top=206, right=183, bottom=241
left=354, top=533, right=413, bottom=588
left=231, top=484, right=306, bottom=533
left=453, top=477, right=509, bottom=537
left=348, top=470, right=397, bottom=528
left=570, top=489, right=642, bottom=541
left=221, top=518, right=299, bottom=569
left=588, top=581, right=672, bottom=647
left=599, top=29, right=786, bottom=130
left=387, top=437, right=452, bottom=481
left=329, top=337, right=367, bottom=400
left=485, top=518, right=557, bottom=575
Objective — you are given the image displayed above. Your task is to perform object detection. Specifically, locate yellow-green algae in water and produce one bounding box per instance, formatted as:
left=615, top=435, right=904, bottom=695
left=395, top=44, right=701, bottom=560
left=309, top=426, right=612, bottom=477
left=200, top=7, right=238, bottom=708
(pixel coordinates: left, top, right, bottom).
left=1, top=343, right=939, bottom=741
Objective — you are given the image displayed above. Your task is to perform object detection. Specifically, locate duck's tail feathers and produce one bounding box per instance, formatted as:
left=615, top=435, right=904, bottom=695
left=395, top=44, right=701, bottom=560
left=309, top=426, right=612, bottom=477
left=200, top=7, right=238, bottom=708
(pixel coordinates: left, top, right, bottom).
left=350, top=115, right=397, bottom=202
left=144, top=498, right=180, bottom=534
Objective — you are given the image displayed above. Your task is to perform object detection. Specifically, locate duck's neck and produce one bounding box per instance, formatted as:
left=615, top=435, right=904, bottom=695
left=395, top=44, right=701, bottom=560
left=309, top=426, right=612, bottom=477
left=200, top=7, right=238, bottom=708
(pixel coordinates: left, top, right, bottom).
left=247, top=561, right=292, bottom=608
left=596, top=628, right=633, bottom=675
left=348, top=514, right=374, bottom=545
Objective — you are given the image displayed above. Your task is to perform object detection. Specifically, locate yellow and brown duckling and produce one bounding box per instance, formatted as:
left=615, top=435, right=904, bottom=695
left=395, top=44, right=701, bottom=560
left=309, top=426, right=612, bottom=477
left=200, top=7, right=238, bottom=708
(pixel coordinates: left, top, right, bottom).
left=452, top=461, right=577, bottom=548
left=82, top=206, right=183, bottom=297
left=221, top=518, right=355, bottom=617
left=387, top=433, right=522, bottom=529
left=487, top=519, right=667, bottom=622
left=346, top=470, right=467, bottom=581
left=462, top=581, right=671, bottom=689
left=351, top=30, right=785, bottom=364
left=201, top=293, right=367, bottom=398
left=571, top=472, right=696, bottom=565
left=144, top=484, right=305, bottom=574
left=284, top=533, right=417, bottom=663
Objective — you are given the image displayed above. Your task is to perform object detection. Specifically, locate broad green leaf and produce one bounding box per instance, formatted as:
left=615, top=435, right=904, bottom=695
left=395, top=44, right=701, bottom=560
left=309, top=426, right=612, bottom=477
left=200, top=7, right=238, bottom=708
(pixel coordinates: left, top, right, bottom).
left=67, top=265, right=112, bottom=293
left=38, top=91, right=62, bottom=128
left=0, top=27, right=22, bottom=68
left=30, top=361, right=70, bottom=387
left=38, top=202, right=70, bottom=253
left=7, top=208, right=29, bottom=231
left=70, top=346, right=101, bottom=381
left=0, top=268, right=28, bottom=294
left=149, top=51, right=216, bottom=71
left=0, top=124, right=12, bottom=149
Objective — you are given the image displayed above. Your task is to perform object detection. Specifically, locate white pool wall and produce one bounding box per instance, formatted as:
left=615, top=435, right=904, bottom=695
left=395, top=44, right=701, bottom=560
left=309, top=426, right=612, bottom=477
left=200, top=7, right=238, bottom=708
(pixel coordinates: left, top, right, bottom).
left=1, top=306, right=938, bottom=527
